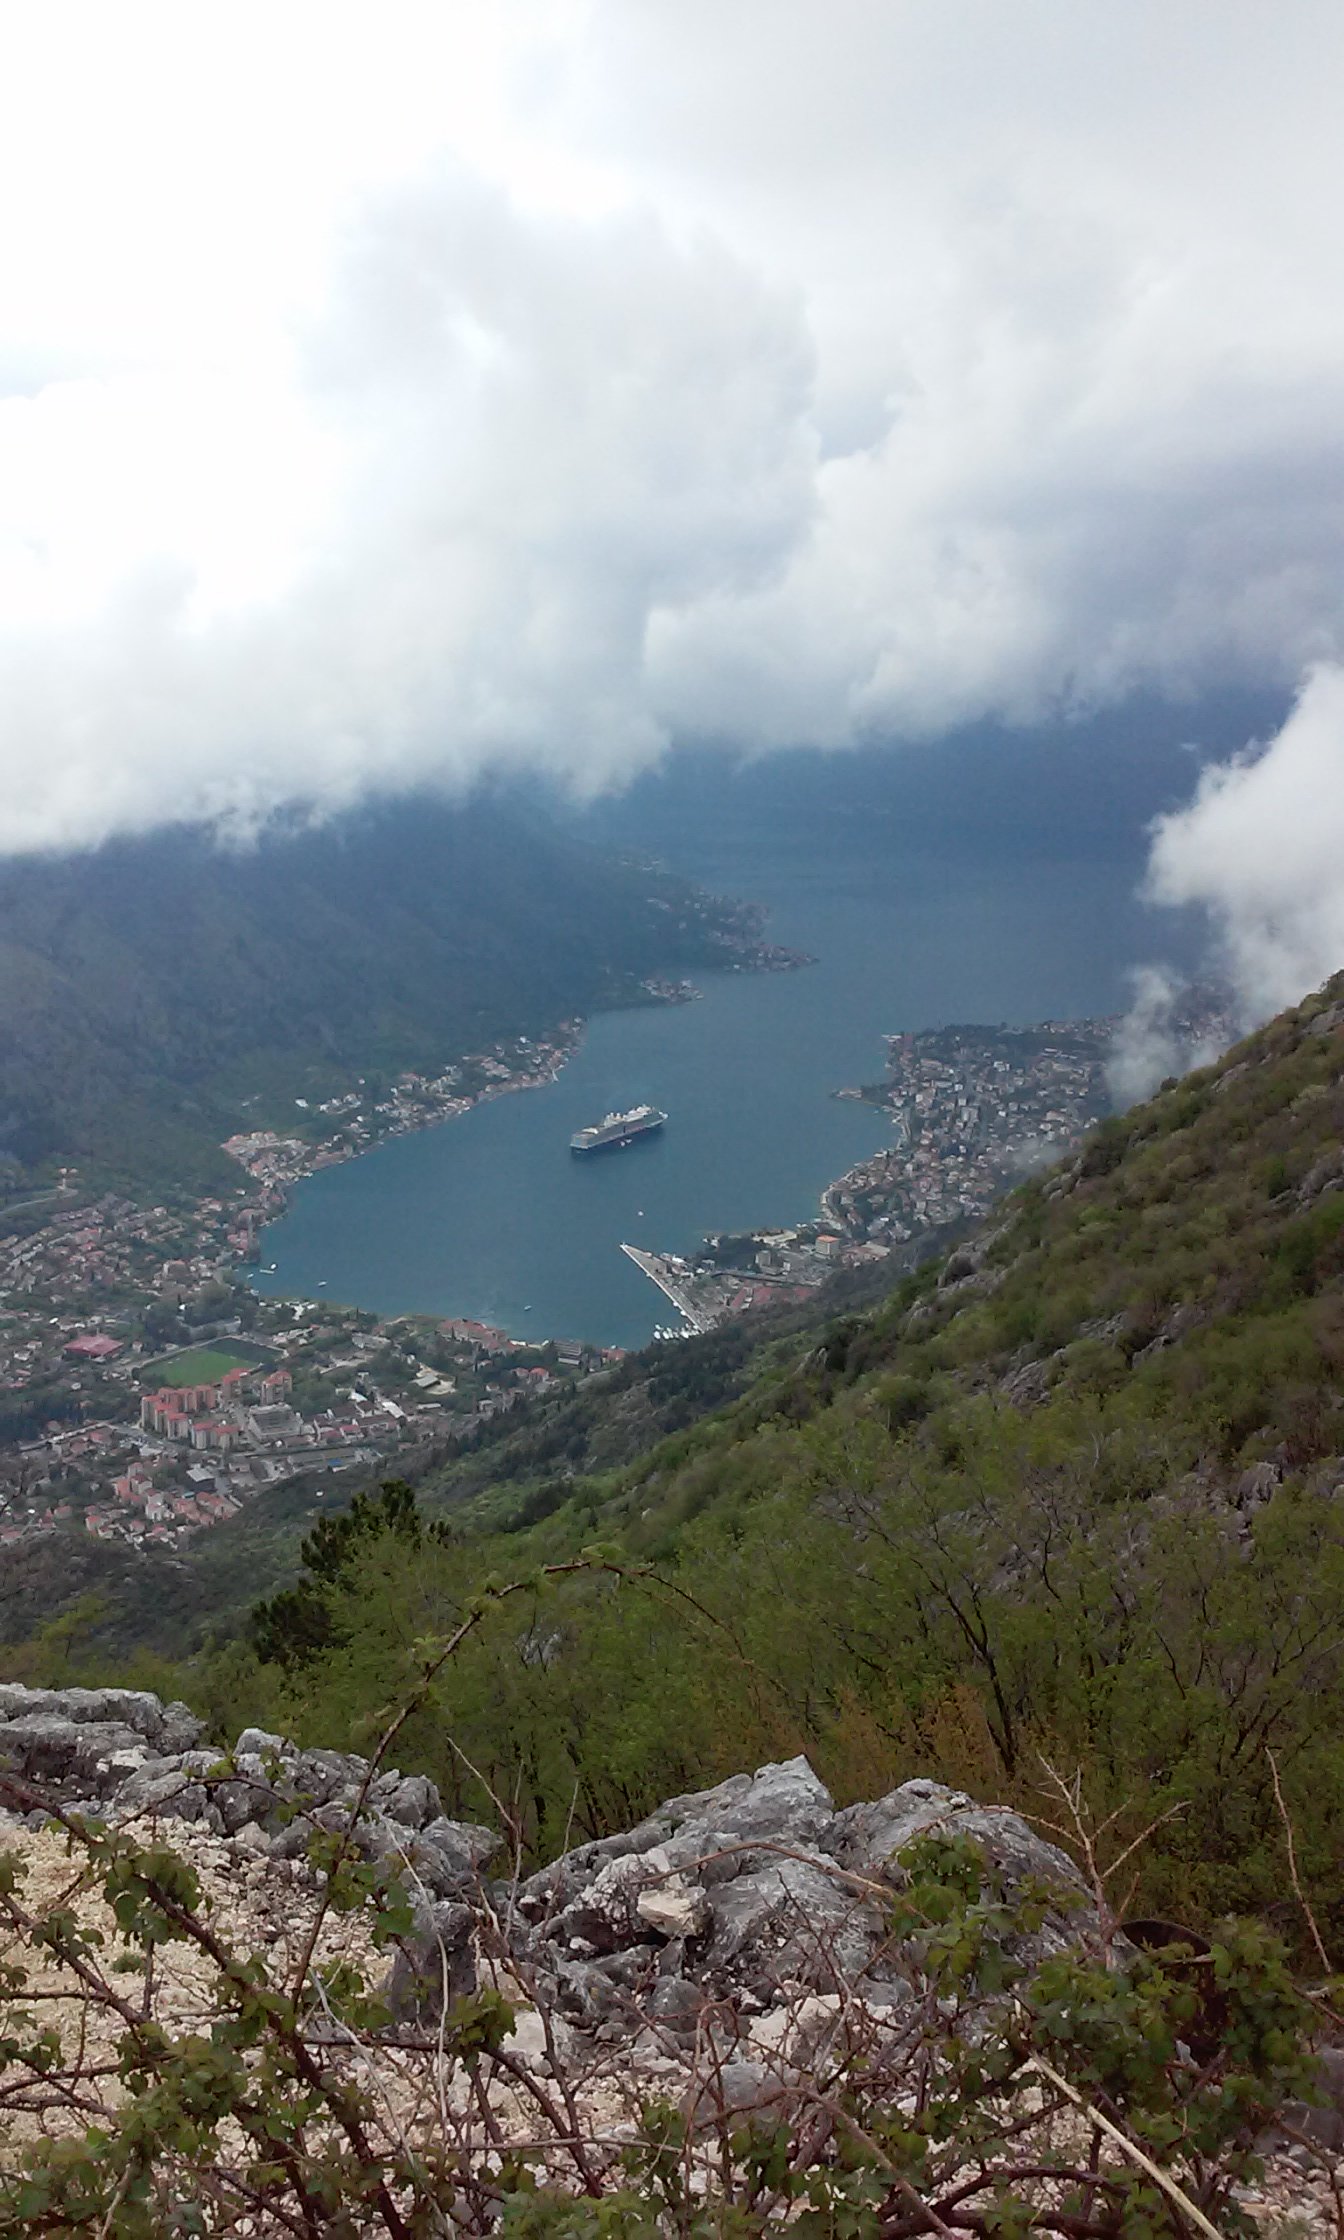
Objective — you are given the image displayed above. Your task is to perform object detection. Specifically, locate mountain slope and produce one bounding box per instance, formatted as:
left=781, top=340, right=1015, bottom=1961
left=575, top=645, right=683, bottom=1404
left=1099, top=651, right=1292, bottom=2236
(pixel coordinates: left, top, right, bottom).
left=0, top=793, right=761, bottom=1191
left=216, top=974, right=1344, bottom=1947
left=10, top=976, right=1344, bottom=1942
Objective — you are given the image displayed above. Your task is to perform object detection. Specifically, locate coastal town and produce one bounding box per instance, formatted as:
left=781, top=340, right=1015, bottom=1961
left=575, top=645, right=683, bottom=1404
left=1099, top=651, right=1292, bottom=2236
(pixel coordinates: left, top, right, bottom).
left=220, top=1025, right=582, bottom=1194
left=0, top=932, right=803, bottom=1556
left=820, top=1016, right=1121, bottom=1244
left=822, top=985, right=1239, bottom=1250
left=0, top=1028, right=625, bottom=1553
left=0, top=1231, right=626, bottom=1554
left=0, top=991, right=1240, bottom=1547
left=625, top=994, right=1240, bottom=1332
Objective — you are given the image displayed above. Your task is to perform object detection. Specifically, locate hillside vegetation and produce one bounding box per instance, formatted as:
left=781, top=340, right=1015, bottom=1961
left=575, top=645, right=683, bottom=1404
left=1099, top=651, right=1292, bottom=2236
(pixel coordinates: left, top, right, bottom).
left=13, top=975, right=1344, bottom=1956
left=147, top=972, right=1344, bottom=1960
left=0, top=793, right=755, bottom=1192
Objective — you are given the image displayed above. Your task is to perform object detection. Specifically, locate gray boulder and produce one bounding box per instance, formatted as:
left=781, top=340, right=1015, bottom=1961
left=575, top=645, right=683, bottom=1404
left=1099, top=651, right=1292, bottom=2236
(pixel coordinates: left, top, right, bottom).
left=510, top=1763, right=1091, bottom=2028
left=1263, top=2045, right=1344, bottom=2156
left=371, top=1771, right=442, bottom=1831
left=115, top=1751, right=218, bottom=1821
left=823, top=1777, right=1095, bottom=1971
left=384, top=1899, right=477, bottom=2024
left=0, top=1686, right=204, bottom=1803
left=519, top=1758, right=881, bottom=2007
left=826, top=1776, right=1086, bottom=1902
left=522, top=1756, right=834, bottom=1921
left=700, top=1852, right=883, bottom=1998
left=682, top=2058, right=790, bottom=2130
left=0, top=1685, right=202, bottom=1755
left=234, top=1726, right=290, bottom=1760
left=408, top=1813, right=499, bottom=1885
left=0, top=1714, right=155, bottom=1794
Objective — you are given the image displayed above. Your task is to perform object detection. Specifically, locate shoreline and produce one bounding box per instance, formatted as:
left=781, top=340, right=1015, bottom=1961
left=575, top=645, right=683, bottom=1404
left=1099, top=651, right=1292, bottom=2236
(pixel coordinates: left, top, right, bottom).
left=221, top=945, right=807, bottom=1228
left=222, top=1020, right=587, bottom=1211
left=221, top=949, right=807, bottom=1320
left=228, top=1005, right=1124, bottom=1349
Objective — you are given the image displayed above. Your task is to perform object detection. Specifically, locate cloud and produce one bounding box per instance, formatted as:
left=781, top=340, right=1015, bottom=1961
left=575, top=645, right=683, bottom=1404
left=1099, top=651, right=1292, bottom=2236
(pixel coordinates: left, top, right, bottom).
left=1145, top=665, right=1344, bottom=1020
left=1105, top=965, right=1234, bottom=1108
left=0, top=182, right=816, bottom=849
left=1106, top=968, right=1191, bottom=1109
left=1, top=4, right=1344, bottom=848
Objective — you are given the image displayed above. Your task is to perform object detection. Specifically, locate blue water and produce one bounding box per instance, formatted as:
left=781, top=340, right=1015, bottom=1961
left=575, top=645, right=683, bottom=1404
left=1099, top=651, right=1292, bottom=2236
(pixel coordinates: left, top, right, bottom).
left=253, top=745, right=1203, bottom=1347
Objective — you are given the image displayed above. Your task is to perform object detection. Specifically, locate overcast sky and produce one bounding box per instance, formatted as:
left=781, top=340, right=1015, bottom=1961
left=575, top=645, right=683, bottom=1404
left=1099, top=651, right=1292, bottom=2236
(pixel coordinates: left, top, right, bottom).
left=3, top=2, right=1343, bottom=1009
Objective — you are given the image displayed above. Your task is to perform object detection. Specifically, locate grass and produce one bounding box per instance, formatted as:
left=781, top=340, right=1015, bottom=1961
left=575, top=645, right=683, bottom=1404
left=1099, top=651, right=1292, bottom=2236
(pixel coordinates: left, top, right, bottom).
left=142, top=1339, right=274, bottom=1389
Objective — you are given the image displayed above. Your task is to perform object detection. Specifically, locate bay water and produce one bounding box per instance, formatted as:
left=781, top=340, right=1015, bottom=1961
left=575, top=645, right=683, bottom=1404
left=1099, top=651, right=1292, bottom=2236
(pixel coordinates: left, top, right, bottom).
left=252, top=730, right=1216, bottom=1347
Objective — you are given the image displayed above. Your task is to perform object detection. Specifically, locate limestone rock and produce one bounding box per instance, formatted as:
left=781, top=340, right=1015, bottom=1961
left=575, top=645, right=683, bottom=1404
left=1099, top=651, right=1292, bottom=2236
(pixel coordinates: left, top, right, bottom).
left=231, top=1820, right=273, bottom=1857
left=372, top=1771, right=442, bottom=1830
left=0, top=1714, right=157, bottom=1793
left=509, top=1762, right=1092, bottom=2029
left=0, top=1685, right=202, bottom=1754
left=0, top=1693, right=1097, bottom=2074
left=681, top=2058, right=790, bottom=2129
left=417, top=1814, right=499, bottom=1881
left=384, top=1899, right=477, bottom=2024
left=234, top=1726, right=290, bottom=1760
left=636, top=1876, right=710, bottom=1940
left=825, top=1777, right=1093, bottom=1960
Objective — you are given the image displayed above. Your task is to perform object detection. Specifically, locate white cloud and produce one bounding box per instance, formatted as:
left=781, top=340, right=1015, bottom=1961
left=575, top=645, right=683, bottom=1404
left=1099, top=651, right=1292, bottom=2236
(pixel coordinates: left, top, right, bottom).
left=1146, top=665, right=1344, bottom=1019
left=0, top=177, right=815, bottom=849
left=1105, top=965, right=1232, bottom=1108
left=1, top=2, right=1344, bottom=847
left=1106, top=968, right=1192, bottom=1110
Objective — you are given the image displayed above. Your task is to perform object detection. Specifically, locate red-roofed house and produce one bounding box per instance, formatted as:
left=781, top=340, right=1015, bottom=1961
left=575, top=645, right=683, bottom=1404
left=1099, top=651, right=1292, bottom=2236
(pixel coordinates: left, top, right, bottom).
left=64, top=1334, right=123, bottom=1361
left=442, top=1318, right=513, bottom=1352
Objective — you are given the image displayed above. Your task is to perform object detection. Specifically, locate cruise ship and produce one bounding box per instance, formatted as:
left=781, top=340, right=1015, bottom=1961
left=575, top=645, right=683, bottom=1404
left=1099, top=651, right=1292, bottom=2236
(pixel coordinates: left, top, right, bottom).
left=570, top=1103, right=667, bottom=1155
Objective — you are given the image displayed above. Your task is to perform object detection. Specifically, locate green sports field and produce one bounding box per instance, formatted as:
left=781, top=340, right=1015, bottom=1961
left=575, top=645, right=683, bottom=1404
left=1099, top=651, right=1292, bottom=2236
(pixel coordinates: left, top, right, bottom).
left=142, top=1339, right=273, bottom=1388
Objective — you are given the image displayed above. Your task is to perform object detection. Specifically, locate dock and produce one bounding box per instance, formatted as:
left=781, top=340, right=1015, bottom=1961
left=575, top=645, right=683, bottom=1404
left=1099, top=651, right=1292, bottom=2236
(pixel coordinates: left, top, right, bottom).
left=620, top=1244, right=718, bottom=1334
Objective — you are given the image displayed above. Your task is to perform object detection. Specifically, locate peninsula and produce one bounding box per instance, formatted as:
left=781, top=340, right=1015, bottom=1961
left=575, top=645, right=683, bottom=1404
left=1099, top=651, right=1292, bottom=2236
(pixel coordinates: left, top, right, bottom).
left=620, top=991, right=1239, bottom=1333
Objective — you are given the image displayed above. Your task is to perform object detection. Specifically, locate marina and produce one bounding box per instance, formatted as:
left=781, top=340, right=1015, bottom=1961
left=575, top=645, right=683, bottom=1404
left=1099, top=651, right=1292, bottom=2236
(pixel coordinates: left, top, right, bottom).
left=619, top=1244, right=717, bottom=1333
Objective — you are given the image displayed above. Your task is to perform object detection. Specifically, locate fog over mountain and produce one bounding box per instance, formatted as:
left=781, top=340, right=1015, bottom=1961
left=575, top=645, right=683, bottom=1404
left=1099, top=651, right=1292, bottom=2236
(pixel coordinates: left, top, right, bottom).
left=3, top=4, right=1344, bottom=1012
left=1147, top=669, right=1344, bottom=1016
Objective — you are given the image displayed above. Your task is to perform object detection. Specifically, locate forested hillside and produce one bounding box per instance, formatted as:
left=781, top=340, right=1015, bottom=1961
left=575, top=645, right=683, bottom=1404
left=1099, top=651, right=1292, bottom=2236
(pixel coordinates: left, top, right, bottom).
left=0, top=793, right=758, bottom=1191
left=171, top=971, right=1344, bottom=1956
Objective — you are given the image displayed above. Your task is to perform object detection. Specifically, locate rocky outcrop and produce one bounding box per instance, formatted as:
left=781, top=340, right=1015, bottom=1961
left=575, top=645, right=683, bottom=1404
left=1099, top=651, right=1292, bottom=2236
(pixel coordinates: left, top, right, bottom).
left=505, top=1757, right=1091, bottom=2041
left=3, top=1686, right=1331, bottom=2224
left=0, top=1683, right=204, bottom=1792
left=0, top=1691, right=1091, bottom=2051
left=1299, top=1146, right=1344, bottom=1204
left=0, top=1693, right=1330, bottom=2234
left=0, top=1685, right=497, bottom=1909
